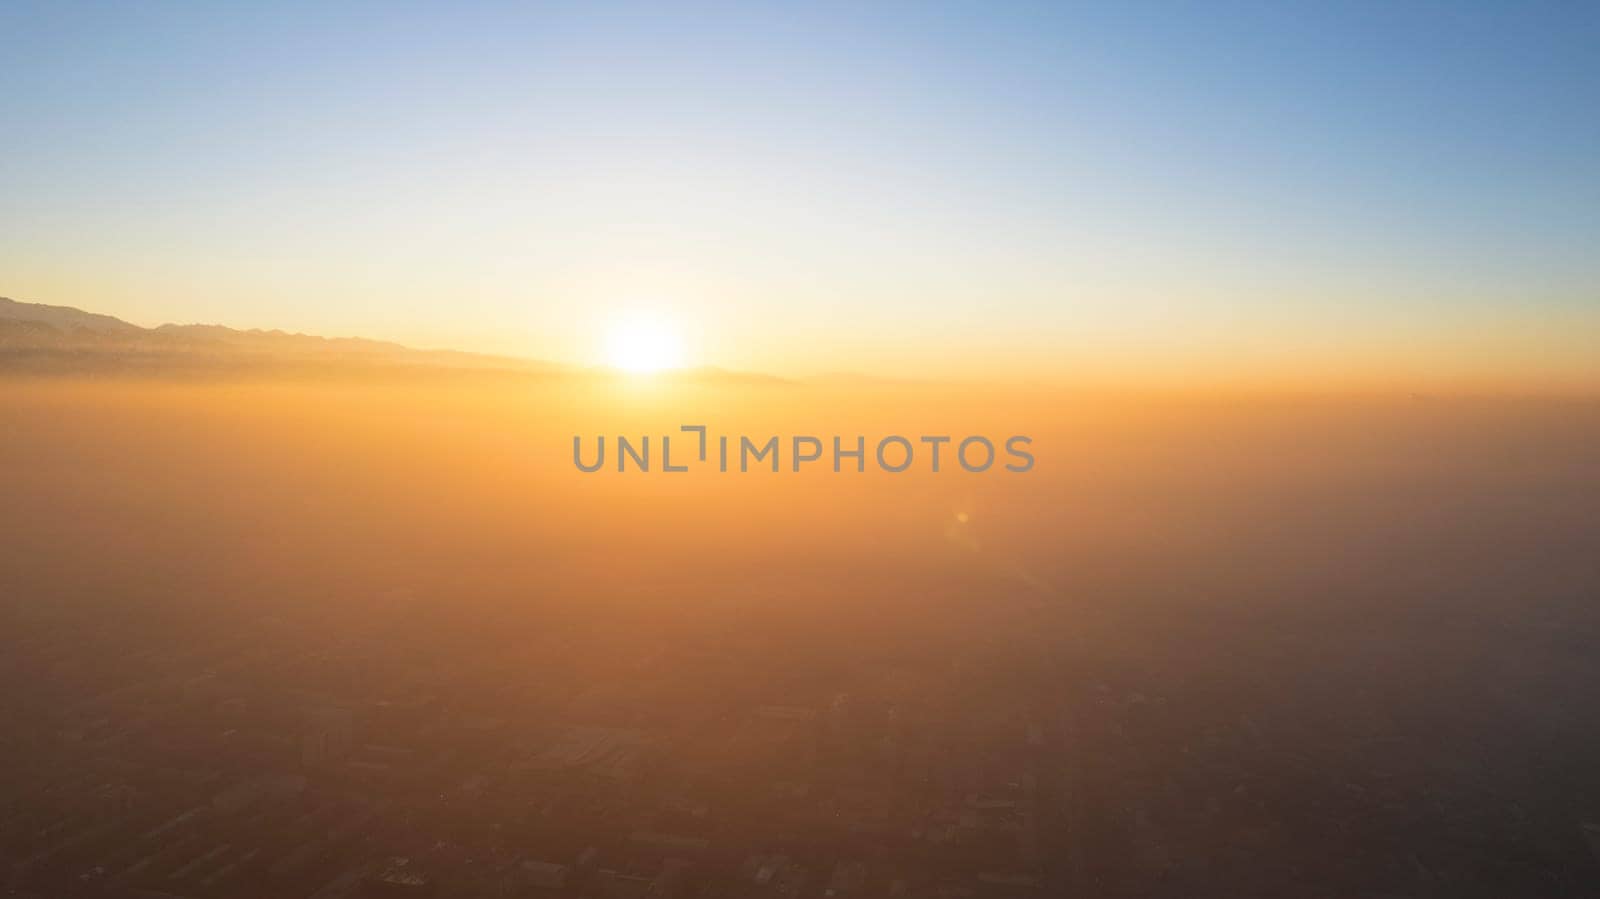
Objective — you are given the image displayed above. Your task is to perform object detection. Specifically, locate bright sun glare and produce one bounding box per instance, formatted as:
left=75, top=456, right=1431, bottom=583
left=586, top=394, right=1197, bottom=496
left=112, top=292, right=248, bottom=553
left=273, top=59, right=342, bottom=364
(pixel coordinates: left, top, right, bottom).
left=605, top=314, right=685, bottom=374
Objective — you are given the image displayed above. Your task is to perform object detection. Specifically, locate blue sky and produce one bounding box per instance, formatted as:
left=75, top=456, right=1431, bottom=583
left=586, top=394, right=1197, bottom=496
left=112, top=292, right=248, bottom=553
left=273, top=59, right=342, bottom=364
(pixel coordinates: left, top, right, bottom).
left=2, top=1, right=1596, bottom=380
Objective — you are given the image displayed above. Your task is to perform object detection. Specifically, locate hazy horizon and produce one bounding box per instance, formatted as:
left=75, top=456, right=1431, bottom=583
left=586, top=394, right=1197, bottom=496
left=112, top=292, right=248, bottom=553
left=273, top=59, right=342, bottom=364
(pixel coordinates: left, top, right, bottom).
left=6, top=292, right=1599, bottom=396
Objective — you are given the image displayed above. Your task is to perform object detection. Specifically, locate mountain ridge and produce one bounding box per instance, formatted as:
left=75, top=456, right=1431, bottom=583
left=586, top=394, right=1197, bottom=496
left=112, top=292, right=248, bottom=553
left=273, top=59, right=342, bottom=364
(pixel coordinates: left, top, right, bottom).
left=0, top=296, right=800, bottom=385
left=0, top=296, right=563, bottom=379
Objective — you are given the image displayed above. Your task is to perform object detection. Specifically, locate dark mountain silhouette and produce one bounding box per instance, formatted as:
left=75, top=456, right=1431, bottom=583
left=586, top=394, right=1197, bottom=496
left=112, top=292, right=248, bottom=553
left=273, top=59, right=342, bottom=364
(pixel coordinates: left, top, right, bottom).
left=0, top=296, right=802, bottom=384
left=0, top=296, right=564, bottom=379
left=0, top=296, right=144, bottom=334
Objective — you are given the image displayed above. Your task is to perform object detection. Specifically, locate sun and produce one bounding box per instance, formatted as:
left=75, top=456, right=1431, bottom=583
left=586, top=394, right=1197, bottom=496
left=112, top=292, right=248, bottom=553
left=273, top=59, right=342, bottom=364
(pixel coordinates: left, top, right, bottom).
left=604, top=313, right=685, bottom=373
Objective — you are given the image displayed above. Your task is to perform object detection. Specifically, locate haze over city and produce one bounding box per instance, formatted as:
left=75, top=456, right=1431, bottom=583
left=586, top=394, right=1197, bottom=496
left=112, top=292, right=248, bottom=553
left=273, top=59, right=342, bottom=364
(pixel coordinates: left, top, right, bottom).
left=3, top=3, right=1600, bottom=898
